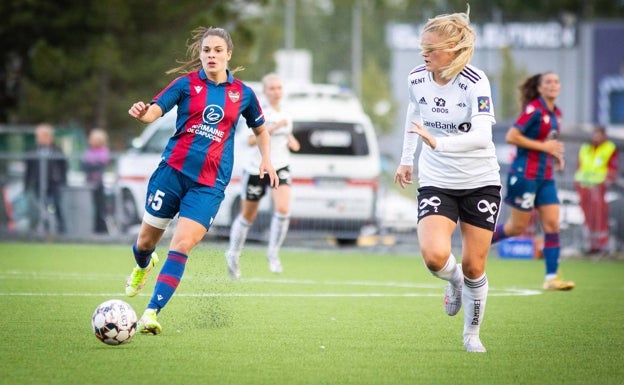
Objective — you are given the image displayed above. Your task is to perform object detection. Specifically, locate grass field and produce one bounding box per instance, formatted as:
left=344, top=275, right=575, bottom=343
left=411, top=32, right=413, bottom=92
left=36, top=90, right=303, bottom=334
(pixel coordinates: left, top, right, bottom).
left=0, top=241, right=623, bottom=385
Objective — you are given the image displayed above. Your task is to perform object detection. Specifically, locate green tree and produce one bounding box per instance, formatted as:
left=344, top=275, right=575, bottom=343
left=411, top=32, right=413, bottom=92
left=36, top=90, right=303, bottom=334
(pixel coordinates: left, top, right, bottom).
left=497, top=46, right=527, bottom=121
left=0, top=0, right=267, bottom=143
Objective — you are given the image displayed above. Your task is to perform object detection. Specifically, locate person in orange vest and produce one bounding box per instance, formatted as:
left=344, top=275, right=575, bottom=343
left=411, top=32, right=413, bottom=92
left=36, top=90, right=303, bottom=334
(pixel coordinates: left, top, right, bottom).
left=574, top=126, right=619, bottom=254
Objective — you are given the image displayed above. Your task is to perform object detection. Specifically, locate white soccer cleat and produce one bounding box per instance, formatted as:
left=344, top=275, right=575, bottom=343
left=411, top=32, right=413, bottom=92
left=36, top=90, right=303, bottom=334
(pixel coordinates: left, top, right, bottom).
left=225, top=252, right=241, bottom=281
left=268, top=256, right=283, bottom=274
left=444, top=267, right=462, bottom=316
left=463, top=335, right=487, bottom=353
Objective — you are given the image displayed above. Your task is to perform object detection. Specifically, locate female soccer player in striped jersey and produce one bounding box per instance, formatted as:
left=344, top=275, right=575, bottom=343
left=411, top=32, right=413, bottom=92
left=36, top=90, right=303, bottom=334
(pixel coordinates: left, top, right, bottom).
left=491, top=72, right=575, bottom=291
left=394, top=6, right=501, bottom=353
left=125, top=27, right=278, bottom=335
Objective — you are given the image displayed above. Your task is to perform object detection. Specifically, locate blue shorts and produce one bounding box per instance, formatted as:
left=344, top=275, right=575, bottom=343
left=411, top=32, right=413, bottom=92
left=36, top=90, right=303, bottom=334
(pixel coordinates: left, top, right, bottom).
left=145, top=162, right=225, bottom=229
left=504, top=172, right=559, bottom=211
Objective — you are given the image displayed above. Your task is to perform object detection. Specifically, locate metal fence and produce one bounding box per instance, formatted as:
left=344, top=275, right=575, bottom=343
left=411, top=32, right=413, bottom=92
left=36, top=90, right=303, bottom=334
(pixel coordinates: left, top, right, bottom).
left=1, top=140, right=623, bottom=256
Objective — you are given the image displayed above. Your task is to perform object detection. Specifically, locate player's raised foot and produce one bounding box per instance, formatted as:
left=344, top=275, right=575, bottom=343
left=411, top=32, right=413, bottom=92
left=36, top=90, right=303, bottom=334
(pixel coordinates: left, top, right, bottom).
left=268, top=256, right=283, bottom=274
left=543, top=277, right=575, bottom=291
left=138, top=309, right=162, bottom=335
left=225, top=252, right=241, bottom=281
left=463, top=335, right=487, bottom=353
left=125, top=252, right=159, bottom=297
left=444, top=282, right=462, bottom=316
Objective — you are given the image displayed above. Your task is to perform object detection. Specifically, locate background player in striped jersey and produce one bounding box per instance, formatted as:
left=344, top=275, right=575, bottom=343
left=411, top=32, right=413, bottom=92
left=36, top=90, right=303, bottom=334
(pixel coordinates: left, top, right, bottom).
left=394, top=6, right=501, bottom=353
left=125, top=27, right=278, bottom=334
left=225, top=73, right=300, bottom=280
left=491, top=72, right=575, bottom=291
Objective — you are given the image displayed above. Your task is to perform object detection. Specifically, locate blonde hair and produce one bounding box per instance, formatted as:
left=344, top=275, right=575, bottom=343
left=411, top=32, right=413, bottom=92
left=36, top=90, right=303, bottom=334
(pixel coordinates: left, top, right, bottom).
left=88, top=128, right=108, bottom=147
left=166, top=27, right=244, bottom=75
left=421, top=5, right=475, bottom=80
left=262, top=73, right=281, bottom=89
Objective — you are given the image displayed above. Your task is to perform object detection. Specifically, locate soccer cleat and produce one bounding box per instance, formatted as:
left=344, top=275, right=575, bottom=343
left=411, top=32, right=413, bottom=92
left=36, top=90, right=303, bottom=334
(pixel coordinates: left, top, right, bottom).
left=444, top=282, right=462, bottom=316
left=125, top=252, right=159, bottom=297
left=464, top=335, right=487, bottom=353
left=138, top=309, right=162, bottom=335
left=543, top=277, right=575, bottom=291
left=225, top=252, right=241, bottom=281
left=444, top=264, right=462, bottom=316
left=268, top=256, right=283, bottom=274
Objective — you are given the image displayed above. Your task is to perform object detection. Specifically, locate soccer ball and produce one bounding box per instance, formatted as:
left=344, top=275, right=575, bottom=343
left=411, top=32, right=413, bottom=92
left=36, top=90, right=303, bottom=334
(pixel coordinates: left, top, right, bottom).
left=91, top=299, right=138, bottom=345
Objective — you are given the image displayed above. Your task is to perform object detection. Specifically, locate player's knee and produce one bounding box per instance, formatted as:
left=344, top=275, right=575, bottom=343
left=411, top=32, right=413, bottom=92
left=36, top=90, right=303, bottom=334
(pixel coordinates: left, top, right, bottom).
left=506, top=221, right=528, bottom=236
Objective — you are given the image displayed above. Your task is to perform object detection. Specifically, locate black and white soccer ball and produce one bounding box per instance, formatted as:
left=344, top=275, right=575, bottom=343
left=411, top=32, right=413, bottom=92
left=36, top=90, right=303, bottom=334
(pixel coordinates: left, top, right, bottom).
left=91, top=299, right=137, bottom=345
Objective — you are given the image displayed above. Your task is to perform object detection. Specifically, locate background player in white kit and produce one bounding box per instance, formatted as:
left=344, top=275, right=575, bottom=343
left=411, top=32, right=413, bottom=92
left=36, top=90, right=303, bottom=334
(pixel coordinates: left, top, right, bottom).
left=394, top=6, right=501, bottom=353
left=225, top=73, right=300, bottom=280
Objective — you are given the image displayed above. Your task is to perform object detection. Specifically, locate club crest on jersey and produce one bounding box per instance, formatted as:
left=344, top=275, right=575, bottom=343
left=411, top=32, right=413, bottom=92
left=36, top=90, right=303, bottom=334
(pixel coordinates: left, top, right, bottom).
left=478, top=96, right=490, bottom=112
left=228, top=91, right=240, bottom=103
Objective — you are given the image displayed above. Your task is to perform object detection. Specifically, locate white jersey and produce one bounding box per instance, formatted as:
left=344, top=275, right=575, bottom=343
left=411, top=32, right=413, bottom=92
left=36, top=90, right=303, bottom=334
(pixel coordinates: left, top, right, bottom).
left=400, top=64, right=501, bottom=189
left=245, top=103, right=293, bottom=174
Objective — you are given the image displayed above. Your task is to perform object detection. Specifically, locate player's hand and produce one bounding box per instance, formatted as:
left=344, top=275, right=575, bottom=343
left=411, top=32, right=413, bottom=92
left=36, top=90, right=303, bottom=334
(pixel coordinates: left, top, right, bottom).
left=128, top=102, right=149, bottom=119
left=554, top=154, right=565, bottom=171
left=543, top=139, right=565, bottom=170
left=394, top=165, right=413, bottom=189
left=259, top=161, right=279, bottom=189
left=407, top=121, right=437, bottom=149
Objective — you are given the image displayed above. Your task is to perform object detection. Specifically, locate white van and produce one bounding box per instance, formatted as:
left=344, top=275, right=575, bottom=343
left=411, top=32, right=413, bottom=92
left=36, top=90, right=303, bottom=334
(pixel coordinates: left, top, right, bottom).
left=116, top=83, right=381, bottom=243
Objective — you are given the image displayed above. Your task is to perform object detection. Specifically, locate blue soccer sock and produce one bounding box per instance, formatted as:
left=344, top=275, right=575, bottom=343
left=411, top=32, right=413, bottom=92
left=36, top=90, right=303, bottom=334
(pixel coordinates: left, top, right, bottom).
left=148, top=251, right=188, bottom=312
left=491, top=223, right=508, bottom=244
left=132, top=241, right=155, bottom=269
left=543, top=232, right=560, bottom=279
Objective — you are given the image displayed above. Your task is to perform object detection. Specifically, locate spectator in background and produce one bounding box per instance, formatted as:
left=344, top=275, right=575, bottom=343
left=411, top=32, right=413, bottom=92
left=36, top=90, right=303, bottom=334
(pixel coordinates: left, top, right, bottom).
left=81, top=128, right=110, bottom=234
left=225, top=73, right=300, bottom=280
left=24, top=123, right=68, bottom=234
left=574, top=125, right=619, bottom=254
left=491, top=72, right=575, bottom=291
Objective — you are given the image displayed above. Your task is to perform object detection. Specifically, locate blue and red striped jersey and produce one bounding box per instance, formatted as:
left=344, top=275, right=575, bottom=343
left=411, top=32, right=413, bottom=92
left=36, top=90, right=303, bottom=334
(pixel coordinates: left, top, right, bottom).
left=509, top=97, right=561, bottom=180
left=151, top=69, right=264, bottom=190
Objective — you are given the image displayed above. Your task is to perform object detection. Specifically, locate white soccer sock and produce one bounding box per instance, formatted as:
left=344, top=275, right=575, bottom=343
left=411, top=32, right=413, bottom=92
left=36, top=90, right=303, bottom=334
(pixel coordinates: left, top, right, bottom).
left=226, top=214, right=251, bottom=257
left=462, top=273, right=488, bottom=338
left=430, top=253, right=462, bottom=287
left=267, top=213, right=290, bottom=259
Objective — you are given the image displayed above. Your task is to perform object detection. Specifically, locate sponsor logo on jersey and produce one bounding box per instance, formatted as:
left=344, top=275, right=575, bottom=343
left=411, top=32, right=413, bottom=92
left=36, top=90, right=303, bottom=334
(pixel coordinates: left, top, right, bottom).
left=432, top=97, right=448, bottom=113
left=202, top=104, right=224, bottom=124
left=419, top=97, right=427, bottom=105
left=477, top=96, right=490, bottom=112
left=410, top=77, right=425, bottom=85
left=194, top=86, right=203, bottom=94
left=182, top=105, right=228, bottom=143
left=424, top=120, right=457, bottom=132
left=458, top=122, right=471, bottom=132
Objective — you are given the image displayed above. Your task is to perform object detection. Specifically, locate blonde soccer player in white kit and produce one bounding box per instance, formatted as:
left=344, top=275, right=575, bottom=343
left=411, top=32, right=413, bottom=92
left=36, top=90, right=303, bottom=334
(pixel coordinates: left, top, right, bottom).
left=394, top=7, right=501, bottom=353
left=225, top=73, right=300, bottom=280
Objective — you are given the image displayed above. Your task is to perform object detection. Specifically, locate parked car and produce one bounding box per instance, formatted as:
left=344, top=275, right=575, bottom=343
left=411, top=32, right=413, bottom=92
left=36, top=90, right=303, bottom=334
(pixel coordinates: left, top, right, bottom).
left=116, top=83, right=381, bottom=244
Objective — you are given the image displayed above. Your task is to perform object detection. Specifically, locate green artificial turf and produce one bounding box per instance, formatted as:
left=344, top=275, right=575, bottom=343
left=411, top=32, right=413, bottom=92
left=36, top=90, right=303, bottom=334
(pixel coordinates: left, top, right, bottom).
left=0, top=242, right=622, bottom=385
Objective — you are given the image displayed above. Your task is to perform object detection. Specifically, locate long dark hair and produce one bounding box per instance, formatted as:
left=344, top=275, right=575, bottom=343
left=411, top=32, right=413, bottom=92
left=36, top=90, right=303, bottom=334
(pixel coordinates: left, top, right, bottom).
left=518, top=71, right=555, bottom=108
left=166, top=27, right=243, bottom=75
